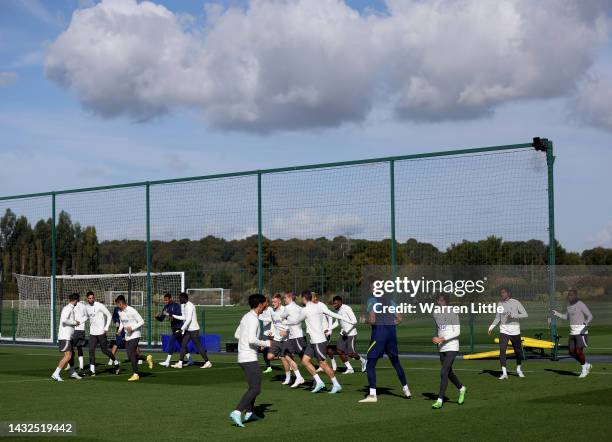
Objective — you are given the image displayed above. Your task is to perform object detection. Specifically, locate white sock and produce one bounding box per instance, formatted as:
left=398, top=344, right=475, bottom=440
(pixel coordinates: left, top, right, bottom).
left=114, top=359, right=119, bottom=366
left=459, top=386, right=466, bottom=393
left=164, top=355, right=172, bottom=364
left=90, top=364, right=95, bottom=373
left=331, top=377, right=340, bottom=387
left=369, top=388, right=377, bottom=397
left=403, top=385, right=410, bottom=394
left=285, top=371, right=291, bottom=381
left=187, top=353, right=192, bottom=362
left=293, top=369, right=303, bottom=380
left=53, top=367, right=61, bottom=377
left=78, top=356, right=83, bottom=370
left=313, top=374, right=323, bottom=384
left=244, top=412, right=252, bottom=420
left=331, top=357, right=337, bottom=371
left=502, top=366, right=508, bottom=375
left=138, top=359, right=143, bottom=365
left=436, top=398, right=443, bottom=403
left=516, top=365, right=523, bottom=372
left=345, top=361, right=353, bottom=371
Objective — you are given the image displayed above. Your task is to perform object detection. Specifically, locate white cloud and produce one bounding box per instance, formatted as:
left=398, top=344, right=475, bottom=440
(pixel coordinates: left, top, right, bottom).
left=588, top=221, right=612, bottom=248
left=267, top=210, right=365, bottom=240
left=44, top=0, right=610, bottom=132
left=0, top=71, right=17, bottom=87
left=572, top=73, right=612, bottom=132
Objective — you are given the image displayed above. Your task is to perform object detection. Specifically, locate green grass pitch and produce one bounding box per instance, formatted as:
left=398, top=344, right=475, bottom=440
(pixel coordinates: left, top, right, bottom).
left=1, top=346, right=611, bottom=441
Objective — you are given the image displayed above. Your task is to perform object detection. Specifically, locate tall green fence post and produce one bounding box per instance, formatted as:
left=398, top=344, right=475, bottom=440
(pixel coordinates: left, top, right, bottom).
left=390, top=160, right=397, bottom=276
left=320, top=265, right=325, bottom=296
left=51, top=192, right=57, bottom=344
left=12, top=308, right=16, bottom=342
left=257, top=172, right=263, bottom=293
left=546, top=140, right=557, bottom=360
left=469, top=311, right=475, bottom=354
left=146, top=183, right=153, bottom=347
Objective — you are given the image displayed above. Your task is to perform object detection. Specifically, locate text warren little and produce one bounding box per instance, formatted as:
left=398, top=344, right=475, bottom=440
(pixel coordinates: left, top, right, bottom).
left=371, top=302, right=504, bottom=314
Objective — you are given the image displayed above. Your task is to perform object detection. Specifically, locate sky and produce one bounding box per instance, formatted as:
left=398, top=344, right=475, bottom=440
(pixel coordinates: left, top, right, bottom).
left=0, top=0, right=611, bottom=252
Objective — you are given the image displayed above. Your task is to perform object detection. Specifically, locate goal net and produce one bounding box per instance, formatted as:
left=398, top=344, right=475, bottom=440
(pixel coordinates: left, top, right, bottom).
left=105, top=291, right=144, bottom=307
left=10, top=272, right=184, bottom=343
left=186, top=288, right=232, bottom=306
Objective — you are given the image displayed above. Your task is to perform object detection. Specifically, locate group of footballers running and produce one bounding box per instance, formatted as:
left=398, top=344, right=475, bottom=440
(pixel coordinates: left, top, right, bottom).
left=49, top=285, right=594, bottom=428
left=51, top=291, right=211, bottom=382
left=230, top=287, right=594, bottom=426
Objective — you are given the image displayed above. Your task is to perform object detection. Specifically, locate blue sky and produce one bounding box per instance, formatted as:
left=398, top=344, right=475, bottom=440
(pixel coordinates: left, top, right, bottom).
left=0, top=0, right=611, bottom=252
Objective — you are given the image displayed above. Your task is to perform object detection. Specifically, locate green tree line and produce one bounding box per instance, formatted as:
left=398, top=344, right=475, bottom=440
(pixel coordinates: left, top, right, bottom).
left=1, top=209, right=611, bottom=297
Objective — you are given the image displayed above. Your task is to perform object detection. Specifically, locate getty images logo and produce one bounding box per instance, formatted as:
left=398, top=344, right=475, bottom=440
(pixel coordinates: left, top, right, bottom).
left=372, top=277, right=487, bottom=298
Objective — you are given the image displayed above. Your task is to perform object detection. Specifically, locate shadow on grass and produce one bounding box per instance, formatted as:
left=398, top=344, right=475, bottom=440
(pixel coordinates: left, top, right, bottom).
left=357, top=386, right=405, bottom=399
left=544, top=368, right=578, bottom=377
left=252, top=403, right=275, bottom=419
left=480, top=369, right=502, bottom=378
left=422, top=392, right=449, bottom=402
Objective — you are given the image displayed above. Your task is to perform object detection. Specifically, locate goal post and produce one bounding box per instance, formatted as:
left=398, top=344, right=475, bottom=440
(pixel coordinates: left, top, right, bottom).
left=8, top=271, right=184, bottom=343
left=186, top=288, right=233, bottom=307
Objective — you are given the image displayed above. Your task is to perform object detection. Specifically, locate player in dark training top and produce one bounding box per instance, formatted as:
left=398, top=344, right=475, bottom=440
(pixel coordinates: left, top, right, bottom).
left=359, top=293, right=411, bottom=403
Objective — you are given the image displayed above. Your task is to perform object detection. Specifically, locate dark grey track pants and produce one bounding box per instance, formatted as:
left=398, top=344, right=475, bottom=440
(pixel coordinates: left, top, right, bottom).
left=88, top=334, right=115, bottom=365
left=439, top=351, right=462, bottom=399
left=499, top=333, right=524, bottom=366
left=179, top=330, right=209, bottom=361
left=236, top=361, right=261, bottom=413
left=126, top=338, right=140, bottom=374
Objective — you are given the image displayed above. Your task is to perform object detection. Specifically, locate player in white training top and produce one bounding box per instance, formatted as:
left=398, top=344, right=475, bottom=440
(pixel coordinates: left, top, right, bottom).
left=330, top=295, right=366, bottom=374
left=84, top=291, right=116, bottom=376
left=284, top=291, right=354, bottom=394
left=431, top=293, right=466, bottom=409
left=488, top=287, right=528, bottom=379
left=259, top=293, right=304, bottom=385
left=552, top=289, right=594, bottom=378
left=65, top=293, right=88, bottom=374
left=282, top=292, right=307, bottom=388
left=115, top=295, right=152, bottom=381
left=229, top=294, right=272, bottom=428
left=51, top=293, right=83, bottom=382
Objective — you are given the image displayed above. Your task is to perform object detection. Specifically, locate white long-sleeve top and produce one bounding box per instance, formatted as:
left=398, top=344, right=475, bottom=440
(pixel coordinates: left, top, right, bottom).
left=172, top=301, right=200, bottom=332
left=74, top=302, right=88, bottom=331
left=489, top=298, right=528, bottom=336
left=554, top=301, right=593, bottom=335
left=322, top=312, right=334, bottom=337
left=85, top=301, right=112, bottom=336
left=234, top=310, right=271, bottom=363
left=260, top=306, right=288, bottom=342
left=58, top=303, right=77, bottom=341
left=283, top=301, right=304, bottom=339
left=333, top=304, right=358, bottom=337
left=433, top=312, right=460, bottom=352
left=117, top=306, right=145, bottom=341
left=285, top=301, right=349, bottom=344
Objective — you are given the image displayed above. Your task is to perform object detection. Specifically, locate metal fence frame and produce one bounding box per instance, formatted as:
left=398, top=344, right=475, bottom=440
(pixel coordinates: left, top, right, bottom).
left=0, top=138, right=556, bottom=346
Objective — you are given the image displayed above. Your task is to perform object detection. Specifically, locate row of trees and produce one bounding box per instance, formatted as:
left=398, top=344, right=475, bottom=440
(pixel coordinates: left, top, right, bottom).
left=0, top=209, right=99, bottom=279
left=2, top=209, right=612, bottom=297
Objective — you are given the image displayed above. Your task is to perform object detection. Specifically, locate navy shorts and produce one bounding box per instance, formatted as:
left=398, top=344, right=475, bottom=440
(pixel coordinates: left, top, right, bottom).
left=367, top=326, right=399, bottom=359
left=114, top=330, right=125, bottom=348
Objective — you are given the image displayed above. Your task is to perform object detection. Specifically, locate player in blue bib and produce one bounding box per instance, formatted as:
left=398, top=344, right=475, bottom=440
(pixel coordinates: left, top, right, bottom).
left=359, top=294, right=411, bottom=403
